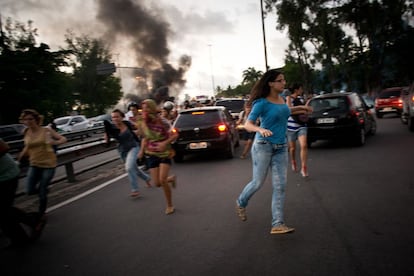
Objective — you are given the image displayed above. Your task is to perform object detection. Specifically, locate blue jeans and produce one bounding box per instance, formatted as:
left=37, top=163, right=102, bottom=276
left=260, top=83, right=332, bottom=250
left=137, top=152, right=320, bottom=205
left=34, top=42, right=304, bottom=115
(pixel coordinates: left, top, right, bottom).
left=119, top=146, right=150, bottom=192
left=26, top=166, right=56, bottom=214
left=237, top=140, right=288, bottom=227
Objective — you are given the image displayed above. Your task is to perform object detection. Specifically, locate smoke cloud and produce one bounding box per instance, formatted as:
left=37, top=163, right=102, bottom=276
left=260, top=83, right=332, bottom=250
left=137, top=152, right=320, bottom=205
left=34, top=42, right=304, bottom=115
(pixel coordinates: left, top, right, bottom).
left=96, top=0, right=191, bottom=103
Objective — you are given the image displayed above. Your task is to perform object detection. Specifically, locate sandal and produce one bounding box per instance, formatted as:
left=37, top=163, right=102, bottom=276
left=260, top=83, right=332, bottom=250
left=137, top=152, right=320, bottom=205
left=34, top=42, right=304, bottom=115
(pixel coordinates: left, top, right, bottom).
left=165, top=206, right=175, bottom=215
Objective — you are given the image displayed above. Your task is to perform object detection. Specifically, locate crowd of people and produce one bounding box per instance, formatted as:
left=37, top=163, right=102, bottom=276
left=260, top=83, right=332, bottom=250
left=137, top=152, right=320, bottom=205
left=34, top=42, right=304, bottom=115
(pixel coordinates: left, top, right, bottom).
left=1, top=72, right=313, bottom=249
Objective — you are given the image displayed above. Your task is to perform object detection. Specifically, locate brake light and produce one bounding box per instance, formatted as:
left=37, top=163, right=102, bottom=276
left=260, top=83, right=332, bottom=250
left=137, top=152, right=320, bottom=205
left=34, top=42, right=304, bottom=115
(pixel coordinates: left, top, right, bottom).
left=217, top=124, right=227, bottom=132
left=412, top=95, right=414, bottom=103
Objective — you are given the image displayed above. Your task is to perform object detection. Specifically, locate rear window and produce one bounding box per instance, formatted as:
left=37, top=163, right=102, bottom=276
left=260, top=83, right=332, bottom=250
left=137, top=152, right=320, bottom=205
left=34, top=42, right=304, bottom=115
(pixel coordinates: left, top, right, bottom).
left=309, top=97, right=349, bottom=112
left=215, top=100, right=245, bottom=113
left=378, top=89, right=401, bottom=99
left=175, top=111, right=221, bottom=128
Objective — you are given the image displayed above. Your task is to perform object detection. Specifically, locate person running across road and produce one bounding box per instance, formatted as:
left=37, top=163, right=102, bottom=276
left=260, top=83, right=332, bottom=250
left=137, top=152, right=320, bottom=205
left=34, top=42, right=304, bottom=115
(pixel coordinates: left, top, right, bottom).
left=18, top=109, right=67, bottom=216
left=0, top=138, right=47, bottom=248
left=104, top=109, right=152, bottom=197
left=137, top=99, right=178, bottom=215
left=235, top=70, right=312, bottom=234
left=286, top=83, right=310, bottom=177
left=237, top=102, right=256, bottom=159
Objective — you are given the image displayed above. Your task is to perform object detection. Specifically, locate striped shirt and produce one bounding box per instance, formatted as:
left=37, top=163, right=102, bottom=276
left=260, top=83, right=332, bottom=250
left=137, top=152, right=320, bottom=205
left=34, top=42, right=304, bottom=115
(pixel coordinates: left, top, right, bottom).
left=287, top=96, right=307, bottom=132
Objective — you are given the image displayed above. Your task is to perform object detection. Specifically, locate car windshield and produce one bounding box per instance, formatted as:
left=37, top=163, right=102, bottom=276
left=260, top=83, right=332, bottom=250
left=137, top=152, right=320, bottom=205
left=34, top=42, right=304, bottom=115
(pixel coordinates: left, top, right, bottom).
left=175, top=111, right=221, bottom=128
left=54, top=118, right=70, bottom=125
left=215, top=100, right=244, bottom=113
left=309, top=97, right=348, bottom=112
left=378, top=90, right=401, bottom=98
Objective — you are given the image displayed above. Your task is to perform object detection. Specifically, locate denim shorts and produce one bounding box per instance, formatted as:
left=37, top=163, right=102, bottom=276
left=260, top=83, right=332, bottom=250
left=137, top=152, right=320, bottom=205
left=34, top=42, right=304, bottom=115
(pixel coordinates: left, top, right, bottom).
left=145, top=155, right=172, bottom=169
left=287, top=127, right=307, bottom=142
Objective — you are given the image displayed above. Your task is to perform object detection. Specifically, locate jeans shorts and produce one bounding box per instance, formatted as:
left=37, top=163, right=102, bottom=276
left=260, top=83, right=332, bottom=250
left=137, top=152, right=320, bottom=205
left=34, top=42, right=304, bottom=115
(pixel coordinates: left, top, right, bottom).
left=287, top=127, right=307, bottom=142
left=146, top=155, right=172, bottom=169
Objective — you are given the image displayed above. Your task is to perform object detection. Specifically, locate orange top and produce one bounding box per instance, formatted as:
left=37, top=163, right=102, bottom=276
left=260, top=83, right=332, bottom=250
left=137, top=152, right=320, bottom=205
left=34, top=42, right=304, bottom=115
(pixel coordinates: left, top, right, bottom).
left=24, top=127, right=57, bottom=168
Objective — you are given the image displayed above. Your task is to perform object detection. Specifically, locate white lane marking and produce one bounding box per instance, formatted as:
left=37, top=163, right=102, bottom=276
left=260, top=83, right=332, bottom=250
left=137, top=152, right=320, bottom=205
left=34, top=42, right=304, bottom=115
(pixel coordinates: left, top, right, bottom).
left=46, top=173, right=127, bottom=213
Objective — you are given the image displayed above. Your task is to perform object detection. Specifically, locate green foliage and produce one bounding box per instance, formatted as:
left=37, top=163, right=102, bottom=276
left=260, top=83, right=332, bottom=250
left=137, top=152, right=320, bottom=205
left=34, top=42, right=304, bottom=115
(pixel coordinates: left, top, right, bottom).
left=265, top=0, right=414, bottom=94
left=0, top=18, right=74, bottom=124
left=64, top=33, right=122, bottom=117
left=0, top=19, right=123, bottom=124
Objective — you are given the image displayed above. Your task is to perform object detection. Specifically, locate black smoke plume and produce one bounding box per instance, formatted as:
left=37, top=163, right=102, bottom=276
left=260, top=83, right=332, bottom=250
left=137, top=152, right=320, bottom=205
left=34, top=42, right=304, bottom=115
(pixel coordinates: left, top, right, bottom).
left=96, top=0, right=191, bottom=103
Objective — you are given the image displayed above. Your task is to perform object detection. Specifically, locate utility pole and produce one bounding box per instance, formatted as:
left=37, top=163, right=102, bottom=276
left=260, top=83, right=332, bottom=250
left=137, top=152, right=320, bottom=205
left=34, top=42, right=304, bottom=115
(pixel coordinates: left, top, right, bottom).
left=208, top=44, right=216, bottom=95
left=260, top=0, right=269, bottom=71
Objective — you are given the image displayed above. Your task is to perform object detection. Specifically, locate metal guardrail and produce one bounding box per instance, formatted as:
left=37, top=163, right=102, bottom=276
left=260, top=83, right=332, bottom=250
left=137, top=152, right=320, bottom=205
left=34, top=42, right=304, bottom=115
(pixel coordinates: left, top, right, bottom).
left=6, top=127, right=119, bottom=183
left=7, top=126, right=105, bottom=154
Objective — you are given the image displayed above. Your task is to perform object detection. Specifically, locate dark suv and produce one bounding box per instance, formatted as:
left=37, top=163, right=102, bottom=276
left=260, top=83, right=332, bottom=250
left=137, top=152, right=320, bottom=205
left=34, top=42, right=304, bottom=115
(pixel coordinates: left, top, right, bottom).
left=375, top=87, right=407, bottom=118
left=307, top=92, right=377, bottom=146
left=401, top=82, right=414, bottom=131
left=214, top=98, right=245, bottom=120
left=171, top=106, right=240, bottom=162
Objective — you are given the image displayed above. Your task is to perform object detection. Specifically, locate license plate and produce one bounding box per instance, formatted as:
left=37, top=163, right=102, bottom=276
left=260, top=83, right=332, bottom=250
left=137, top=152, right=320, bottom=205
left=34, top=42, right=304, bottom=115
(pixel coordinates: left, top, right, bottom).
left=383, top=107, right=393, bottom=111
left=189, top=142, right=208, bottom=149
left=317, top=118, right=336, bottom=124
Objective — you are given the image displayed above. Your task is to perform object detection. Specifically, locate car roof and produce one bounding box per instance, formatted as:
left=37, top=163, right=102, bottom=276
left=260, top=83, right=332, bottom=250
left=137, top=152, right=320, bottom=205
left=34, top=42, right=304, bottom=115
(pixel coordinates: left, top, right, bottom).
left=311, top=92, right=354, bottom=99
left=216, top=98, right=245, bottom=102
left=380, top=86, right=408, bottom=93
left=55, top=115, right=86, bottom=119
left=179, top=106, right=226, bottom=114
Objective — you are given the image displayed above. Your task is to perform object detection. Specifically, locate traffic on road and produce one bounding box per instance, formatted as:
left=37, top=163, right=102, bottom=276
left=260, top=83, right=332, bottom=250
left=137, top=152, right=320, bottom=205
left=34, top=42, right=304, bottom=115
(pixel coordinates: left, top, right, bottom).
left=1, top=115, right=413, bottom=275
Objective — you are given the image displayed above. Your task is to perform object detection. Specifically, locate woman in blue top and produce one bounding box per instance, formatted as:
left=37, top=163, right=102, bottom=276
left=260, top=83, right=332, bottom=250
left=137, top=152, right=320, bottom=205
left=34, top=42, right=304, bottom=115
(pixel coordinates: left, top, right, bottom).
left=236, top=69, right=312, bottom=234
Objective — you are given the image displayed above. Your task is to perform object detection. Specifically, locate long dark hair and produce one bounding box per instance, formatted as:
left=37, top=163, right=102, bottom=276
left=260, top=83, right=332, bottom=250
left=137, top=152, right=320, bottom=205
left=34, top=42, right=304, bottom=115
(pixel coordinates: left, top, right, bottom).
left=247, top=69, right=283, bottom=106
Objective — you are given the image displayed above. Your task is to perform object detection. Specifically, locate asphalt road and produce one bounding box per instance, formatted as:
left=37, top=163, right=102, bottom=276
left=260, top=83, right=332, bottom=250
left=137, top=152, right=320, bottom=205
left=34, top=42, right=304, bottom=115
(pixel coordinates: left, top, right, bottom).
left=1, top=114, right=413, bottom=276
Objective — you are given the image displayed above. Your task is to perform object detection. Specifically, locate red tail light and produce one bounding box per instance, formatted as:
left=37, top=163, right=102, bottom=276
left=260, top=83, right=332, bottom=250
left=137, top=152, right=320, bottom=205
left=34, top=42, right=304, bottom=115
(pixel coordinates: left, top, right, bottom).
left=217, top=124, right=227, bottom=132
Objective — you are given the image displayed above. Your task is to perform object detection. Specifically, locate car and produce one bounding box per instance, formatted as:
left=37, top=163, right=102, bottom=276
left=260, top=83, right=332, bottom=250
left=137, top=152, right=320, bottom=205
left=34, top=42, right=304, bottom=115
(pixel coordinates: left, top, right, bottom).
left=214, top=98, right=245, bottom=120
left=0, top=124, right=26, bottom=141
left=54, top=115, right=90, bottom=132
left=307, top=92, right=377, bottom=147
left=374, top=87, right=408, bottom=118
left=88, top=114, right=111, bottom=128
left=401, top=82, right=414, bottom=131
left=171, top=106, right=240, bottom=162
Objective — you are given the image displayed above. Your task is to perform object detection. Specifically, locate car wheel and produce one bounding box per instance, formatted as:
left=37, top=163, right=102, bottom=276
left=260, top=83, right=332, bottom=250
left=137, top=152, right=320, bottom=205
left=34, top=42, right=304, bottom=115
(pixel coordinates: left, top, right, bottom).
left=408, top=116, right=414, bottom=132
left=401, top=113, right=408, bottom=124
left=354, top=127, right=366, bottom=146
left=307, top=139, right=314, bottom=148
left=368, top=120, right=377, bottom=135
left=225, top=139, right=235, bottom=159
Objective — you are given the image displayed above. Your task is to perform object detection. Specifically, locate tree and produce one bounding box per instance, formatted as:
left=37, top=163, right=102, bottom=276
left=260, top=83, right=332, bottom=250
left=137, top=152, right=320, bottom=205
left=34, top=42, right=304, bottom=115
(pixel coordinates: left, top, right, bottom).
left=64, top=32, right=122, bottom=117
left=242, top=67, right=263, bottom=85
left=265, top=0, right=414, bottom=94
left=0, top=18, right=74, bottom=124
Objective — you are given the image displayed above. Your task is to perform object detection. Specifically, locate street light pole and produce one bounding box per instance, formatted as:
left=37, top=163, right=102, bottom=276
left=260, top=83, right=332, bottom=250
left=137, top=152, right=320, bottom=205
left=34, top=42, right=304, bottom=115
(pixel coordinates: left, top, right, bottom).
left=208, top=44, right=216, bottom=95
left=260, top=0, right=269, bottom=71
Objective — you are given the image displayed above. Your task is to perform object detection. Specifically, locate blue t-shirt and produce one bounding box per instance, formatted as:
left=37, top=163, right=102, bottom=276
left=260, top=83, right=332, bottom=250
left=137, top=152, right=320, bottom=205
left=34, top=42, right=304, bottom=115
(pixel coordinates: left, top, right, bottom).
left=247, top=98, right=291, bottom=144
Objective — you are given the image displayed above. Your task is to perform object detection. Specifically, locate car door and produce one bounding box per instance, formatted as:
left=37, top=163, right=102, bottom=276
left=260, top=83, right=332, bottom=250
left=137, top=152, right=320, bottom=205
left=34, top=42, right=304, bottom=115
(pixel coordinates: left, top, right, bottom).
left=354, top=94, right=372, bottom=133
left=71, top=116, right=84, bottom=131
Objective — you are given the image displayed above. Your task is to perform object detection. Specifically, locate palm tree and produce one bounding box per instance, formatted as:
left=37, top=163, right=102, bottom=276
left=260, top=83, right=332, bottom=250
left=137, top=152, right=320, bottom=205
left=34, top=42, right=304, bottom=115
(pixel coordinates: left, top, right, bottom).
left=242, top=67, right=263, bottom=85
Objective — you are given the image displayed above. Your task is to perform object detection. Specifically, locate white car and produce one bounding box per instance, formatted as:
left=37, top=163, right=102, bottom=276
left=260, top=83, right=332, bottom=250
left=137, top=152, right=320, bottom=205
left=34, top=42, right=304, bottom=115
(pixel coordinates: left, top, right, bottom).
left=54, top=115, right=90, bottom=132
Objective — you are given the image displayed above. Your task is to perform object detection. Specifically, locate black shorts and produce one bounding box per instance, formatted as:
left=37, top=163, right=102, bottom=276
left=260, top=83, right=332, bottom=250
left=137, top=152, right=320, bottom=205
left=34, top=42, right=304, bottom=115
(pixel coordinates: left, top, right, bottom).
left=145, top=155, right=172, bottom=169
left=241, top=130, right=255, bottom=141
